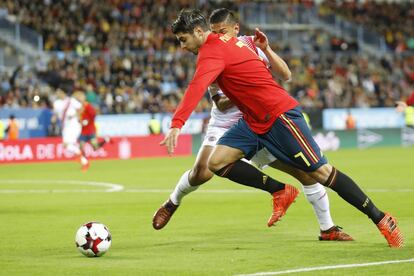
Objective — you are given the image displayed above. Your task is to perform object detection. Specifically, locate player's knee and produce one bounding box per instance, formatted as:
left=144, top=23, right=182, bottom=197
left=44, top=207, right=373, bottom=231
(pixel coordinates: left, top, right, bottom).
left=189, top=164, right=214, bottom=185
left=309, top=164, right=332, bottom=185
left=208, top=146, right=243, bottom=173
left=207, top=155, right=226, bottom=173
left=294, top=170, right=317, bottom=186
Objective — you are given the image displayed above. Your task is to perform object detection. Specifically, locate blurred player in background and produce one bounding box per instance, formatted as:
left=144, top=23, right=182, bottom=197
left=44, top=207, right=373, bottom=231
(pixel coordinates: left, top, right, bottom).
left=160, top=9, right=403, bottom=248
left=53, top=89, right=82, bottom=158
left=0, top=119, right=4, bottom=140
left=148, top=113, right=162, bottom=135
left=4, top=114, right=19, bottom=140
left=395, top=90, right=414, bottom=127
left=75, top=92, right=110, bottom=172
left=154, top=8, right=353, bottom=241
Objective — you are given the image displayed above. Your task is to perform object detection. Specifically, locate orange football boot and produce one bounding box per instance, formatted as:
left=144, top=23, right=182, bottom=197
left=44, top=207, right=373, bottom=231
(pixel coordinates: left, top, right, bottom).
left=153, top=199, right=178, bottom=230
left=267, top=184, right=299, bottom=227
left=376, top=213, right=404, bottom=248
left=319, top=226, right=354, bottom=241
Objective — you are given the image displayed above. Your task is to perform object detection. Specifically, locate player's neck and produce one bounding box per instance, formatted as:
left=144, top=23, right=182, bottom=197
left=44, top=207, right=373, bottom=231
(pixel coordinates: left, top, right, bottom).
left=202, top=31, right=211, bottom=43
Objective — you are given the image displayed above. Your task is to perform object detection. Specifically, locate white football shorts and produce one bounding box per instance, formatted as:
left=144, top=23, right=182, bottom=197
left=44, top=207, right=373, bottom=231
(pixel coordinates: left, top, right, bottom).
left=62, top=126, right=81, bottom=145
left=250, top=147, right=277, bottom=169
left=202, top=125, right=228, bottom=147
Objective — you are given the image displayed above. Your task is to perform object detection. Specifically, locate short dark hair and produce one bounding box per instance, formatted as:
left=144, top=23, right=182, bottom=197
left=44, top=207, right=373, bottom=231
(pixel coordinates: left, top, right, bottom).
left=209, top=8, right=238, bottom=24
left=171, top=9, right=209, bottom=34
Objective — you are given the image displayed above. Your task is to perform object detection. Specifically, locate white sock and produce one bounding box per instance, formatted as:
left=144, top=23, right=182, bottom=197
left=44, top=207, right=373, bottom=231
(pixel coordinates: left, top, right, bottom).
left=170, top=170, right=200, bottom=205
left=302, top=183, right=335, bottom=231
left=66, top=144, right=81, bottom=155
left=80, top=155, right=89, bottom=165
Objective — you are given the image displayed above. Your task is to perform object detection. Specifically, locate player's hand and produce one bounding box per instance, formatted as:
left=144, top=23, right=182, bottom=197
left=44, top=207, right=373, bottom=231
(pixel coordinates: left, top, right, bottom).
left=160, top=128, right=180, bottom=155
left=254, top=28, right=269, bottom=51
left=395, top=101, right=407, bottom=112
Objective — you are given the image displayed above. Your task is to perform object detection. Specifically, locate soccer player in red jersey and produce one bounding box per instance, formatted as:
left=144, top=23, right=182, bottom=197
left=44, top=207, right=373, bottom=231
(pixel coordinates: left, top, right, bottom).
left=154, top=8, right=353, bottom=241
left=76, top=92, right=110, bottom=172
left=160, top=9, right=403, bottom=247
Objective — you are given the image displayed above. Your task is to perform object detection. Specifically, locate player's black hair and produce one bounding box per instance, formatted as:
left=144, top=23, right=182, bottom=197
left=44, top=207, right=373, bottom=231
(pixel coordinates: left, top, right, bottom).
left=209, top=8, right=238, bottom=24
left=171, top=9, right=209, bottom=34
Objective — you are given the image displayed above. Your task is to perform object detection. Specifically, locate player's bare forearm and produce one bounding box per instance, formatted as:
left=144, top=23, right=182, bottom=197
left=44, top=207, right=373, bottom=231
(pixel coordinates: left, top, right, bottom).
left=254, top=28, right=291, bottom=81
left=263, top=46, right=291, bottom=81
left=212, top=94, right=235, bottom=111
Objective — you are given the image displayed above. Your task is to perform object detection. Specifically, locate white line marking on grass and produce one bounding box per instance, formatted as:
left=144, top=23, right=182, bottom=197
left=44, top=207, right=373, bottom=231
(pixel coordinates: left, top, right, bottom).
left=1, top=181, right=413, bottom=194
left=0, top=179, right=124, bottom=193
left=125, top=188, right=260, bottom=193
left=367, top=188, right=414, bottom=192
left=124, top=188, right=414, bottom=193
left=234, top=258, right=414, bottom=276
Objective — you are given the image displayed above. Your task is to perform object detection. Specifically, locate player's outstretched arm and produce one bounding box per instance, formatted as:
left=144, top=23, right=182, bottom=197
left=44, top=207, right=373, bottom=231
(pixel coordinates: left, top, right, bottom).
left=254, top=28, right=291, bottom=81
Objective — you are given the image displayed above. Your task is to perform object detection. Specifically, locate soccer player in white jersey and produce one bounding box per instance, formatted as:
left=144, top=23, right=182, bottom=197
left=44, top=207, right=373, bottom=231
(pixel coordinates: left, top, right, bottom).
left=153, top=8, right=352, bottom=241
left=53, top=89, right=83, bottom=159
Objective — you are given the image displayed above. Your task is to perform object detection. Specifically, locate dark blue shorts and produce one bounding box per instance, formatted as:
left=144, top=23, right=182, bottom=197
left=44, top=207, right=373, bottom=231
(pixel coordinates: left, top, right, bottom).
left=217, top=107, right=327, bottom=172
left=79, top=134, right=96, bottom=142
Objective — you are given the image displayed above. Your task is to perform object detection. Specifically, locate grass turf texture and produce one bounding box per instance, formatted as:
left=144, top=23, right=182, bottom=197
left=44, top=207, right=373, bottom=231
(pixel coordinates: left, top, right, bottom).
left=0, top=146, right=413, bottom=275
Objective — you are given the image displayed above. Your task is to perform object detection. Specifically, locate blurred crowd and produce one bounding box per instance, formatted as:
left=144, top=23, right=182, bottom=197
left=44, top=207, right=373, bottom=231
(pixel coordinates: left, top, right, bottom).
left=2, top=0, right=238, bottom=52
left=321, top=1, right=414, bottom=53
left=285, top=53, right=414, bottom=109
left=0, top=51, right=213, bottom=114
left=0, top=0, right=414, bottom=115
left=2, top=50, right=413, bottom=114
left=0, top=0, right=239, bottom=114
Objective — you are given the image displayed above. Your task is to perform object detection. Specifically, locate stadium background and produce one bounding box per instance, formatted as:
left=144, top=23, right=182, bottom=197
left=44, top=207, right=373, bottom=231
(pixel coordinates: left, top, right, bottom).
left=0, top=1, right=413, bottom=275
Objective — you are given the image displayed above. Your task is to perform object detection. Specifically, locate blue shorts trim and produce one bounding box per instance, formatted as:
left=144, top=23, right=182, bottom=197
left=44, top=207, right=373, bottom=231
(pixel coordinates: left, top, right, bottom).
left=260, top=107, right=327, bottom=171
left=79, top=134, right=96, bottom=142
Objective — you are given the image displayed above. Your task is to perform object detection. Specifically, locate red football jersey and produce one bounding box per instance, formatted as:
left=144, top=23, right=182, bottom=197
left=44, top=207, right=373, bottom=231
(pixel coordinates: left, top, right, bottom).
left=171, top=33, right=298, bottom=134
left=406, top=91, right=414, bottom=106
left=81, top=102, right=96, bottom=135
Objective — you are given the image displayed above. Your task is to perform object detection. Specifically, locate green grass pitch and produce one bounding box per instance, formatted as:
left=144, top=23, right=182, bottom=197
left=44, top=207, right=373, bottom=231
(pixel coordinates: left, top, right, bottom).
left=0, top=147, right=413, bottom=275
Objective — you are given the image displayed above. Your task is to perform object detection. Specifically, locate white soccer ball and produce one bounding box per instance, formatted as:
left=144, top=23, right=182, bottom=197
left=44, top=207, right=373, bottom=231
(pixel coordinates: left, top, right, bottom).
left=75, top=222, right=112, bottom=257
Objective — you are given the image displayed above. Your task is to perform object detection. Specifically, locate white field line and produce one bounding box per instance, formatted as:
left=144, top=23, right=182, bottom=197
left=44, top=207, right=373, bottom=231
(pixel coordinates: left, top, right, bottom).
left=234, top=258, right=414, bottom=276
left=124, top=188, right=414, bottom=193
left=125, top=188, right=260, bottom=193
left=0, top=179, right=413, bottom=194
left=0, top=179, right=124, bottom=193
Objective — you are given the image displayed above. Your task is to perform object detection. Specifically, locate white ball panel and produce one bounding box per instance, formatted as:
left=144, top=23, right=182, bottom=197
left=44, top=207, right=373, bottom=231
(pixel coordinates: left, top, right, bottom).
left=97, top=240, right=111, bottom=252
left=75, top=226, right=89, bottom=246
left=90, top=223, right=109, bottom=240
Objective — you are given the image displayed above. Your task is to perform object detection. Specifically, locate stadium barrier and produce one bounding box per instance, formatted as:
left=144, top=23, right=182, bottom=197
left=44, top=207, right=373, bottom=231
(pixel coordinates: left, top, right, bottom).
left=96, top=112, right=207, bottom=137
left=1, top=128, right=413, bottom=164
left=0, top=108, right=52, bottom=138
left=313, top=128, right=414, bottom=151
left=0, top=109, right=209, bottom=139
left=323, top=108, right=405, bottom=130
left=0, top=135, right=192, bottom=164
